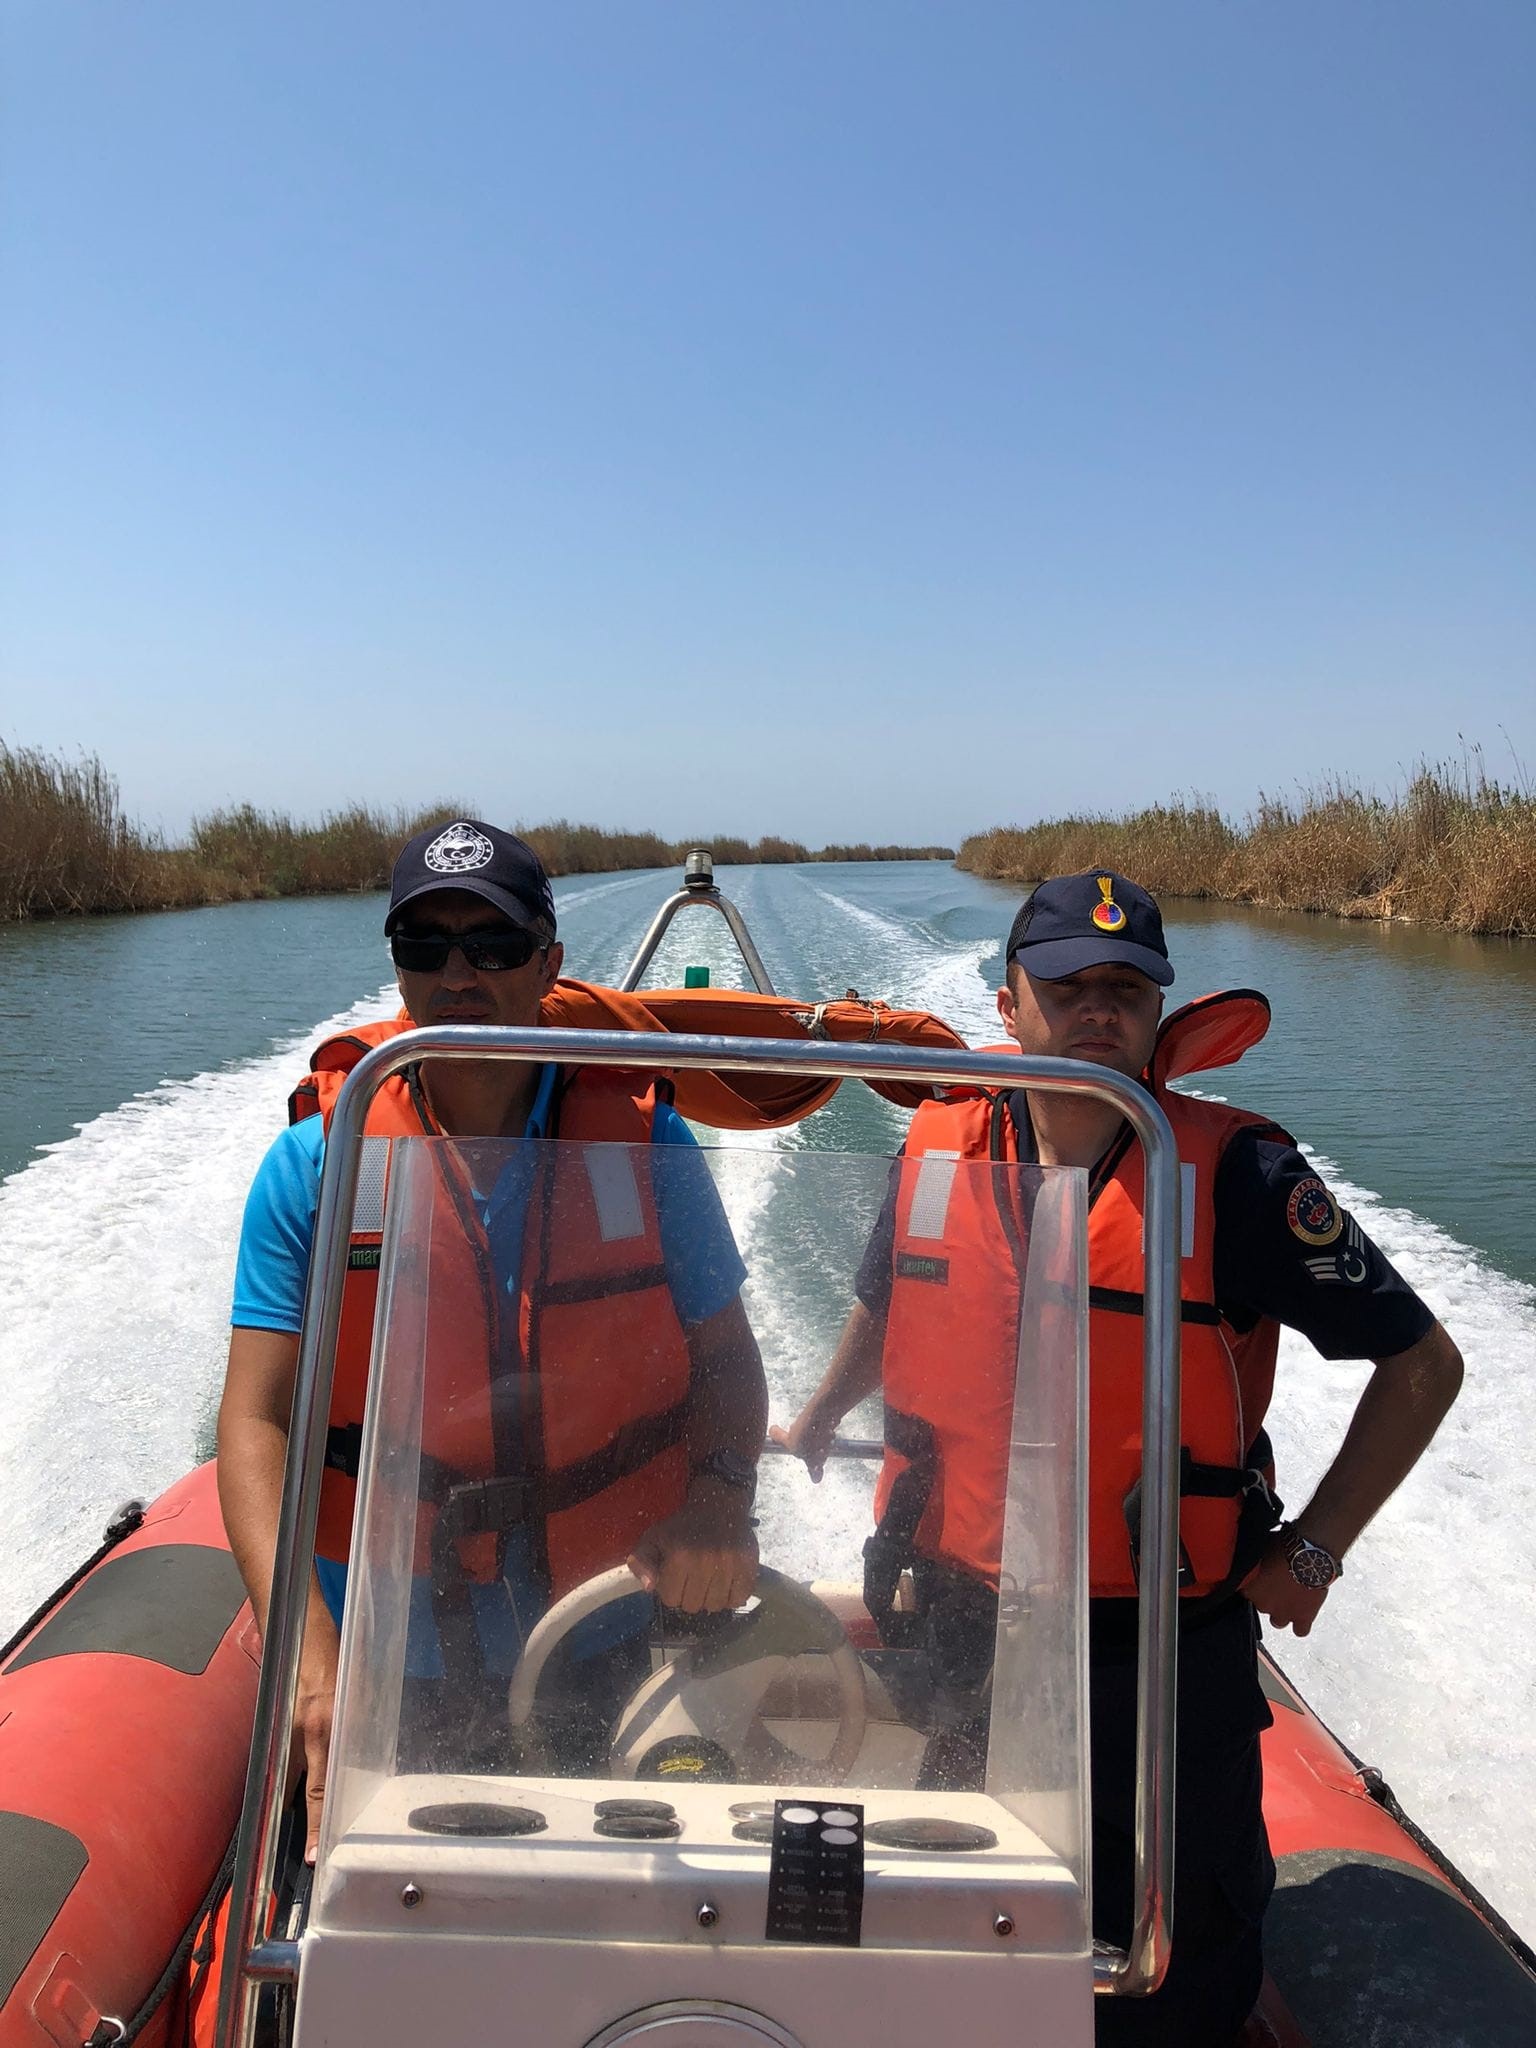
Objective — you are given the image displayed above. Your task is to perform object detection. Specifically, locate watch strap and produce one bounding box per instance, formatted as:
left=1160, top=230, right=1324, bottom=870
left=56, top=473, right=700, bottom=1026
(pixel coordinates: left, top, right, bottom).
left=691, top=1449, right=757, bottom=1497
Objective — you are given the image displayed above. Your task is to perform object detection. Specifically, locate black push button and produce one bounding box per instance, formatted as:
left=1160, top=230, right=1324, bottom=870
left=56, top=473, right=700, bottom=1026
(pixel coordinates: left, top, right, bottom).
left=593, top=1811, right=682, bottom=1840
left=408, top=1802, right=547, bottom=1836
left=865, top=1816, right=997, bottom=1852
left=594, top=1798, right=676, bottom=1822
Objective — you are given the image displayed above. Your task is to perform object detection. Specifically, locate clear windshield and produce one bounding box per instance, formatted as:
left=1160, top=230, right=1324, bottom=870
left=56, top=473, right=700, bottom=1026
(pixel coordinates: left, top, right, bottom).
left=317, top=1132, right=1088, bottom=1957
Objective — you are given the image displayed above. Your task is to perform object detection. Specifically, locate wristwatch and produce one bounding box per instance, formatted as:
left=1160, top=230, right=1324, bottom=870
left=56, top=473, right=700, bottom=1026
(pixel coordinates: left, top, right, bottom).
left=1280, top=1525, right=1343, bottom=1590
left=691, top=1449, right=758, bottom=1499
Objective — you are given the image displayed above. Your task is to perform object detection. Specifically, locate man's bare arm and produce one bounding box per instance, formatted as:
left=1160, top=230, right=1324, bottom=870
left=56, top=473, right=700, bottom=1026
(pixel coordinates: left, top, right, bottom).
left=1246, top=1319, right=1463, bottom=1637
left=682, top=1293, right=770, bottom=1471
left=217, top=1326, right=339, bottom=1862
left=769, top=1298, right=888, bottom=1481
left=218, top=1327, right=303, bottom=1632
left=629, top=1295, right=766, bottom=1612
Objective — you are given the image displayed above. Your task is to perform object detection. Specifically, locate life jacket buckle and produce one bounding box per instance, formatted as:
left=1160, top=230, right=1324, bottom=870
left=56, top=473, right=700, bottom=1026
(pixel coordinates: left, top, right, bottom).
left=438, top=1475, right=536, bottom=1541
left=324, top=1422, right=365, bottom=1476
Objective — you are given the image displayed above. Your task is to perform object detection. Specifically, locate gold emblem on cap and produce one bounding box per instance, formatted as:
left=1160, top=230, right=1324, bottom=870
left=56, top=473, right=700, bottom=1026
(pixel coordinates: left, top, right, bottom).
left=1091, top=874, right=1128, bottom=932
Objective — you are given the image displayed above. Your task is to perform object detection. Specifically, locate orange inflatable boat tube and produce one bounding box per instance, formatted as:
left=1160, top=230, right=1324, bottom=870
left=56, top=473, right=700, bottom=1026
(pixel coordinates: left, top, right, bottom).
left=0, top=1465, right=257, bottom=2048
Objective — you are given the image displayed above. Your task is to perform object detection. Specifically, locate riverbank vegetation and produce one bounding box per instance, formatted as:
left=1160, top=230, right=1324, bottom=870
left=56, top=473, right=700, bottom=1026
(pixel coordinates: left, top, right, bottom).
left=958, top=762, right=1536, bottom=938
left=0, top=745, right=954, bottom=922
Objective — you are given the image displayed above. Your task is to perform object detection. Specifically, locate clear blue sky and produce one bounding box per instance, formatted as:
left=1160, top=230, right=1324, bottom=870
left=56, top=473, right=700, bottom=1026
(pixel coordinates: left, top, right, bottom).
left=2, top=2, right=1531, bottom=846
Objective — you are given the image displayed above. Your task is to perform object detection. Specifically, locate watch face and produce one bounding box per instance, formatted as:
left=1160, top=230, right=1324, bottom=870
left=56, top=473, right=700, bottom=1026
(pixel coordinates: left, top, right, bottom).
left=1288, top=1540, right=1339, bottom=1589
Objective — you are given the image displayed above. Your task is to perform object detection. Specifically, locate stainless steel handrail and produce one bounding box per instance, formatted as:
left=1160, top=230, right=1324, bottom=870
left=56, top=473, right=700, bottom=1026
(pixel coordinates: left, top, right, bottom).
left=762, top=1434, right=882, bottom=1461
left=619, top=885, right=777, bottom=992
left=215, top=1028, right=1180, bottom=2048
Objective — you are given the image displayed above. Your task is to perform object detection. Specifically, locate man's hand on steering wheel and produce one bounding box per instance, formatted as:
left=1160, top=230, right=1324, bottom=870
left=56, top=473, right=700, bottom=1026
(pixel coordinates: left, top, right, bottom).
left=627, top=1479, right=759, bottom=1613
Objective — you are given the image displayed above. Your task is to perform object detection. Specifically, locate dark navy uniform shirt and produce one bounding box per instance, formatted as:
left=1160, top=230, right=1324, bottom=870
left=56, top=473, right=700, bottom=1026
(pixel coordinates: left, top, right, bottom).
left=857, top=1092, right=1436, bottom=1662
left=856, top=1089, right=1434, bottom=1362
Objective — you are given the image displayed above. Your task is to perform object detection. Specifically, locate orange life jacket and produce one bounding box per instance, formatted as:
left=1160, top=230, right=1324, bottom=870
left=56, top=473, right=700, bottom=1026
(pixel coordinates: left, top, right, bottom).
left=291, top=1017, right=691, bottom=1601
left=871, top=991, right=1288, bottom=1607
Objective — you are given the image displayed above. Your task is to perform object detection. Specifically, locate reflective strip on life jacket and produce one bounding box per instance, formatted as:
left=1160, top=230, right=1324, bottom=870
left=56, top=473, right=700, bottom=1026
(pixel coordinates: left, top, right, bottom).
left=582, top=1145, right=646, bottom=1243
left=354, top=1137, right=390, bottom=1236
left=905, top=1149, right=963, bottom=1241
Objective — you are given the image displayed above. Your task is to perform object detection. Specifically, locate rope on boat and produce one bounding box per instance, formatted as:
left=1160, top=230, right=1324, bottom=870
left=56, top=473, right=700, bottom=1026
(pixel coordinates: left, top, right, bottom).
left=1355, top=1763, right=1536, bottom=1980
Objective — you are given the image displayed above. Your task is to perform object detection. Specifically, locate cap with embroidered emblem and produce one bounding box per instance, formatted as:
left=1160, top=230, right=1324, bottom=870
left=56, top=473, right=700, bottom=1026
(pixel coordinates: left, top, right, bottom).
left=385, top=820, right=557, bottom=939
left=1006, top=870, right=1174, bottom=986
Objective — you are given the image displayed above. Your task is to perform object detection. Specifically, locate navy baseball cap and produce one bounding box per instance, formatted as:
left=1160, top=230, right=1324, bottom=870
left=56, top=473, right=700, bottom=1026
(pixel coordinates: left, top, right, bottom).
left=385, top=820, right=557, bottom=940
left=1006, top=870, right=1174, bottom=986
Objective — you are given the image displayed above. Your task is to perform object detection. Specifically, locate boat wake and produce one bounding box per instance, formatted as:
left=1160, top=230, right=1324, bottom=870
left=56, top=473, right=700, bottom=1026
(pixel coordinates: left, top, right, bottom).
left=1265, top=1149, right=1536, bottom=1934
left=0, top=982, right=399, bottom=1639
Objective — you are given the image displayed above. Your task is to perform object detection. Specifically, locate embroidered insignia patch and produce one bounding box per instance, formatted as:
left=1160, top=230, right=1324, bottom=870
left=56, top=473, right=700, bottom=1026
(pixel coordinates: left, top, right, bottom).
left=1340, top=1214, right=1368, bottom=1283
left=1091, top=874, right=1128, bottom=931
left=1303, top=1219, right=1368, bottom=1285
left=1287, top=1175, right=1343, bottom=1247
left=425, top=821, right=495, bottom=873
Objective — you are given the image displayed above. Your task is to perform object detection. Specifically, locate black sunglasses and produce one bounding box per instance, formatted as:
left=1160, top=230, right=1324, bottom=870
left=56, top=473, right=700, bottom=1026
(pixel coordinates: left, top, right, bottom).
left=390, top=924, right=546, bottom=974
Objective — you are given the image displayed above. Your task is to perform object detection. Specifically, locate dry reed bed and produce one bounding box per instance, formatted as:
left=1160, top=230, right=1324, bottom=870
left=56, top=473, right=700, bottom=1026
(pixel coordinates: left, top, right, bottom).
left=0, top=745, right=953, bottom=922
left=957, top=772, right=1536, bottom=939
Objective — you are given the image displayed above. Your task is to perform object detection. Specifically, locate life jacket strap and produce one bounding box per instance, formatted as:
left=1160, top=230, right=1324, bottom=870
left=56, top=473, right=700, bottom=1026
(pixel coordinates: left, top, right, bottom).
left=429, top=1512, right=486, bottom=1692
left=430, top=1403, right=691, bottom=1541
left=1121, top=1430, right=1282, bottom=1597
left=536, top=1261, right=670, bottom=1310
left=435, top=1473, right=540, bottom=1542
left=430, top=1402, right=691, bottom=1687
left=326, top=1400, right=690, bottom=1516
left=325, top=1423, right=365, bottom=1476
left=1088, top=1284, right=1223, bottom=1328
left=864, top=1403, right=940, bottom=1647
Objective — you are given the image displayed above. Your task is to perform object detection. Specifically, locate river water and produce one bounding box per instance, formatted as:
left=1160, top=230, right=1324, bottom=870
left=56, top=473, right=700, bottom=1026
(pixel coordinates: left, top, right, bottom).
left=2, top=862, right=1533, bottom=1929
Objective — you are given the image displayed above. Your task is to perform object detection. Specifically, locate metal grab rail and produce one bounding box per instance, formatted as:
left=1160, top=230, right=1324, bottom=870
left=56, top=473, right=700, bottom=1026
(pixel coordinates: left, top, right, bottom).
left=215, top=1028, right=1182, bottom=2048
left=618, top=850, right=777, bottom=993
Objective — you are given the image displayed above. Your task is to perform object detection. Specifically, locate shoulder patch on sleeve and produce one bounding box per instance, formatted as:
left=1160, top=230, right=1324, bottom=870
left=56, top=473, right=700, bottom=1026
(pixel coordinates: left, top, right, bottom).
left=1286, top=1174, right=1343, bottom=1247
left=1302, top=1215, right=1369, bottom=1286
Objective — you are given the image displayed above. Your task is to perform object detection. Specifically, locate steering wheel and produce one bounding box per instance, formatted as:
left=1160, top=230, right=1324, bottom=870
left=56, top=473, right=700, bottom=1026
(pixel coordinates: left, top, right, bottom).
left=507, top=1564, right=869, bottom=1785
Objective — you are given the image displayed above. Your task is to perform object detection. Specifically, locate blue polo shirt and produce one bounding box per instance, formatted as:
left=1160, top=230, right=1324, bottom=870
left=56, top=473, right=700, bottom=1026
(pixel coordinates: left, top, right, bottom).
left=231, top=1065, right=748, bottom=1673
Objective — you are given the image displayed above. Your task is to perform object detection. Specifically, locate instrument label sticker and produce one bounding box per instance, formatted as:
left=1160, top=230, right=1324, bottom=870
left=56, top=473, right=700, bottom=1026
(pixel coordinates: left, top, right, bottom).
left=765, top=1800, right=865, bottom=1947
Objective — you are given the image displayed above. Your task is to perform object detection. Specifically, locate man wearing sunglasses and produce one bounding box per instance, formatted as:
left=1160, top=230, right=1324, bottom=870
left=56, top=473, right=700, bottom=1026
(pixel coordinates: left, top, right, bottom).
left=218, top=820, right=766, bottom=1861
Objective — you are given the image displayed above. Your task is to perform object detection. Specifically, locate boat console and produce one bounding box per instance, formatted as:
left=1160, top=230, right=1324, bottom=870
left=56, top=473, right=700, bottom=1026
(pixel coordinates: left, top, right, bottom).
left=305, top=1141, right=1090, bottom=2045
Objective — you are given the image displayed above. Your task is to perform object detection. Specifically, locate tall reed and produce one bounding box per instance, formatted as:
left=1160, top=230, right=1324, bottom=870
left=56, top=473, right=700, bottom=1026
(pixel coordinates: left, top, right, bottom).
left=957, top=762, right=1536, bottom=939
left=186, top=803, right=465, bottom=896
left=0, top=745, right=954, bottom=922
left=0, top=744, right=202, bottom=918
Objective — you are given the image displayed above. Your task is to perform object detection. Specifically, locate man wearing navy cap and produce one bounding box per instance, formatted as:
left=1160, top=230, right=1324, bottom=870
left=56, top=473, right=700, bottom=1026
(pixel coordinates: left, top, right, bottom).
left=220, top=820, right=766, bottom=1861
left=779, top=869, right=1462, bottom=2044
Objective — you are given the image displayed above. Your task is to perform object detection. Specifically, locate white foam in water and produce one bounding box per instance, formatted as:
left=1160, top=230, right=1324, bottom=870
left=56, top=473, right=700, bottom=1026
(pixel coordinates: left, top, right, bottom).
left=0, top=983, right=399, bottom=1635
left=1260, top=1149, right=1536, bottom=1935
left=550, top=870, right=661, bottom=917
left=791, top=874, right=1003, bottom=1046
left=709, top=1137, right=896, bottom=1585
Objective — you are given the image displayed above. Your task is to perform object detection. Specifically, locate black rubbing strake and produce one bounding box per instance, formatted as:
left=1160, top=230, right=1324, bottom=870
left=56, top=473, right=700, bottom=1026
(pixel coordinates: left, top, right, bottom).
left=0, top=1813, right=89, bottom=2006
left=4, top=1547, right=245, bottom=1678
